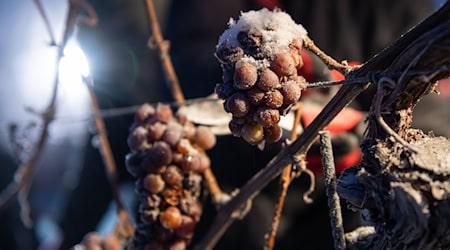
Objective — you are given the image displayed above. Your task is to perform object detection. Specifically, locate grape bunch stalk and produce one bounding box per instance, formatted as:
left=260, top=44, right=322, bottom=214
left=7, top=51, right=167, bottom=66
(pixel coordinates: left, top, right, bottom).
left=215, top=8, right=308, bottom=145
left=125, top=103, right=216, bottom=250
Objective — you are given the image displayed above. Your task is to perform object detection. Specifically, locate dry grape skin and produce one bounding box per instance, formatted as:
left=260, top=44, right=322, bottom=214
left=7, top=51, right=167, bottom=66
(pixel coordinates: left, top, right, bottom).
left=226, top=92, right=250, bottom=117
left=264, top=89, right=284, bottom=108
left=254, top=107, right=280, bottom=127
left=234, top=62, right=258, bottom=90
left=280, top=80, right=302, bottom=105
left=215, top=9, right=307, bottom=145
left=247, top=87, right=265, bottom=106
left=257, top=68, right=279, bottom=91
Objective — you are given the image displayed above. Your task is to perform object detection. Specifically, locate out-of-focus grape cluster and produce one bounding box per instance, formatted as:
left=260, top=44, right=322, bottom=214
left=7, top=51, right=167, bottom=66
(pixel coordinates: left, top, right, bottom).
left=215, top=9, right=307, bottom=145
left=125, top=103, right=216, bottom=250
left=74, top=232, right=122, bottom=250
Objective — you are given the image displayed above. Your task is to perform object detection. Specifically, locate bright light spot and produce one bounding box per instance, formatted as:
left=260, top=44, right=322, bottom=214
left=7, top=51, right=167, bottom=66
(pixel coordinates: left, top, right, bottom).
left=56, top=41, right=91, bottom=118
left=58, top=43, right=90, bottom=86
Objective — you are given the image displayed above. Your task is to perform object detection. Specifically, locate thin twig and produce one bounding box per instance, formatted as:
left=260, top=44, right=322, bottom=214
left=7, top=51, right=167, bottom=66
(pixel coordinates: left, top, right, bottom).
left=301, top=167, right=315, bottom=203
left=319, top=131, right=345, bottom=250
left=144, top=0, right=226, bottom=205
left=145, top=0, right=184, bottom=104
left=264, top=105, right=302, bottom=250
left=305, top=66, right=449, bottom=89
left=0, top=0, right=81, bottom=225
left=303, top=37, right=352, bottom=75
left=99, top=97, right=220, bottom=119
left=84, top=78, right=134, bottom=236
left=51, top=63, right=448, bottom=121
left=33, top=0, right=57, bottom=46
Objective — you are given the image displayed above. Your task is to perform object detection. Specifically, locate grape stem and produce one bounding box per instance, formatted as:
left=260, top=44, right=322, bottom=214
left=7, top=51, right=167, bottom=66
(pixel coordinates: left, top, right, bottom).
left=303, top=37, right=353, bottom=75
left=84, top=78, right=135, bottom=237
left=194, top=2, right=450, bottom=248
left=145, top=0, right=185, bottom=104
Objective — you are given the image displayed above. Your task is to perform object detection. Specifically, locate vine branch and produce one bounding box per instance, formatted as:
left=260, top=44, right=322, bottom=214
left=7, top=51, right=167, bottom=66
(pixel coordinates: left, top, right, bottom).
left=264, top=104, right=302, bottom=250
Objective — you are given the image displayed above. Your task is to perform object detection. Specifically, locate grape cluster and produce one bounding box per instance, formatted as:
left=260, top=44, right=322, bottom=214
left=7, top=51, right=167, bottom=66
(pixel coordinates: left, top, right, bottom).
left=76, top=232, right=122, bottom=250
left=126, top=103, right=216, bottom=250
left=215, top=9, right=307, bottom=145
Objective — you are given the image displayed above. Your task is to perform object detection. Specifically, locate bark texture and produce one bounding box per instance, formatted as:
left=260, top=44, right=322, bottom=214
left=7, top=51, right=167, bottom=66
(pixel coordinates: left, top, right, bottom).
left=338, top=3, right=450, bottom=249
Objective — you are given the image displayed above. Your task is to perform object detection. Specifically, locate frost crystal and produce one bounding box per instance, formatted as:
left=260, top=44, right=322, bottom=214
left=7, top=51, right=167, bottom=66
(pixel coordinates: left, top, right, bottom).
left=218, top=8, right=307, bottom=57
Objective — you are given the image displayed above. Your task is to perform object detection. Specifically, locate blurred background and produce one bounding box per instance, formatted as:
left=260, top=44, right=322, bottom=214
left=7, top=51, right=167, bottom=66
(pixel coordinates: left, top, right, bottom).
left=0, top=0, right=448, bottom=249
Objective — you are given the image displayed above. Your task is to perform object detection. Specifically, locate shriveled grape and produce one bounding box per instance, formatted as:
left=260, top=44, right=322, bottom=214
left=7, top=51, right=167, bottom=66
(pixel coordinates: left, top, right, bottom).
left=128, top=126, right=149, bottom=152
left=270, top=52, right=297, bottom=77
left=141, top=141, right=172, bottom=172
left=143, top=174, right=165, bottom=194
left=241, top=122, right=264, bottom=145
left=257, top=68, right=279, bottom=91
left=146, top=122, right=166, bottom=142
left=226, top=92, right=250, bottom=117
left=135, top=103, right=155, bottom=123
left=264, top=89, right=284, bottom=108
left=264, top=125, right=283, bottom=143
left=163, top=165, right=184, bottom=187
left=234, top=61, right=258, bottom=90
left=215, top=82, right=234, bottom=99
left=155, top=103, right=173, bottom=123
left=280, top=80, right=302, bottom=106
left=253, top=107, right=280, bottom=127
left=162, top=122, right=183, bottom=147
left=181, top=154, right=201, bottom=173
left=194, top=126, right=216, bottom=150
left=246, top=87, right=265, bottom=106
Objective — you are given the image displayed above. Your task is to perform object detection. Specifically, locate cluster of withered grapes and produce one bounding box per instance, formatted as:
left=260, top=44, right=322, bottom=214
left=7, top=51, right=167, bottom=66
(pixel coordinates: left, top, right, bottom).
left=77, top=232, right=122, bottom=250
left=215, top=27, right=306, bottom=145
left=125, top=103, right=216, bottom=250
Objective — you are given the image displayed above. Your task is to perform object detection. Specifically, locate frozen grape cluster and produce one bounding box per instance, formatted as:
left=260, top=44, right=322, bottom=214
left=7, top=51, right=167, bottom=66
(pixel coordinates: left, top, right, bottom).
left=126, top=103, right=216, bottom=250
left=215, top=8, right=307, bottom=145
